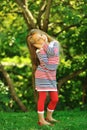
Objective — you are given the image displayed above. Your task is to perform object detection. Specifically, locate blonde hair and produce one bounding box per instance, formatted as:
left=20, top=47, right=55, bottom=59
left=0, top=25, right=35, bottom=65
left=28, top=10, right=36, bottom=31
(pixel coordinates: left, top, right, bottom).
left=27, top=29, right=55, bottom=71
left=27, top=29, right=54, bottom=43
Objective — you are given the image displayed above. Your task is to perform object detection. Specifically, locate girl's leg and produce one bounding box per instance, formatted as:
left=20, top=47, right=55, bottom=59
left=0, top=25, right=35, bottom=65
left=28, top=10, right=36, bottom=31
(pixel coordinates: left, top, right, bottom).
left=37, top=91, right=52, bottom=125
left=46, top=91, right=59, bottom=121
left=37, top=91, right=47, bottom=113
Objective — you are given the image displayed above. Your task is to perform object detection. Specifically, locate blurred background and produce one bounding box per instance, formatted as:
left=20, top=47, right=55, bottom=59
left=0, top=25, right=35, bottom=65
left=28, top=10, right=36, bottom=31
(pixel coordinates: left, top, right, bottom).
left=0, top=0, right=87, bottom=112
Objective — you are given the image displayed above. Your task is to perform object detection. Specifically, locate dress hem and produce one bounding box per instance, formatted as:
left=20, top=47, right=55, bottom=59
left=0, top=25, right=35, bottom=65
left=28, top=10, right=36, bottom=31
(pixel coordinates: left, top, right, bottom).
left=35, top=89, right=57, bottom=92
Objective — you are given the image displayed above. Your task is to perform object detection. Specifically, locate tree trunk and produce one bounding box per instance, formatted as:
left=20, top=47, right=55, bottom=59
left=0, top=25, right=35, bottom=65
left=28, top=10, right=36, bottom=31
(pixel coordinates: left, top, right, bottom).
left=43, top=0, right=52, bottom=31
left=82, top=79, right=87, bottom=104
left=58, top=69, right=84, bottom=89
left=0, top=63, right=28, bottom=112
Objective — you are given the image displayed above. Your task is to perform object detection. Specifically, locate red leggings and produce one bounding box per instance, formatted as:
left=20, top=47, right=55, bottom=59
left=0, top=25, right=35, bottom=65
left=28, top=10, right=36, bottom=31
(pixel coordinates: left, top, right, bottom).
left=37, top=91, right=59, bottom=113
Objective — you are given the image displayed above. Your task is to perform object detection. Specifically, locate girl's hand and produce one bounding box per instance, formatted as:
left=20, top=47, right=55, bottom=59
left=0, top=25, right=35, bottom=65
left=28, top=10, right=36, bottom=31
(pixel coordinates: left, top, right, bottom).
left=33, top=41, right=44, bottom=49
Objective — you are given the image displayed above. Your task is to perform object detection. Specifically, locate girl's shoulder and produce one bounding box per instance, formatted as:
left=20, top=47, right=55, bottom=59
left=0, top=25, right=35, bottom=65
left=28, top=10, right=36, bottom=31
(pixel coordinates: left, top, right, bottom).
left=49, top=40, right=60, bottom=47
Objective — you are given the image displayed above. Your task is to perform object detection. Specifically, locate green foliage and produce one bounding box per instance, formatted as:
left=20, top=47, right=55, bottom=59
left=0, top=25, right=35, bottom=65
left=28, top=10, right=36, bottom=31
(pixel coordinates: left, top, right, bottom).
left=0, top=80, right=11, bottom=111
left=59, top=80, right=83, bottom=109
left=0, top=0, right=28, bottom=58
left=0, top=0, right=87, bottom=111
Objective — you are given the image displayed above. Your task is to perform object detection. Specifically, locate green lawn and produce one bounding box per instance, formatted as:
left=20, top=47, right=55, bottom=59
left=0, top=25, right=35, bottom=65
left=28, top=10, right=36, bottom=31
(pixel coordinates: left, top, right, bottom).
left=0, top=109, right=87, bottom=130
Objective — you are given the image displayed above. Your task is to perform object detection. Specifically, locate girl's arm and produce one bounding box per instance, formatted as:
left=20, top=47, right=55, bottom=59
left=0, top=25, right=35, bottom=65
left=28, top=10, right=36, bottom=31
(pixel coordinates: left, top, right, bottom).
left=36, top=41, right=60, bottom=70
left=42, top=40, right=60, bottom=57
left=36, top=48, right=48, bottom=64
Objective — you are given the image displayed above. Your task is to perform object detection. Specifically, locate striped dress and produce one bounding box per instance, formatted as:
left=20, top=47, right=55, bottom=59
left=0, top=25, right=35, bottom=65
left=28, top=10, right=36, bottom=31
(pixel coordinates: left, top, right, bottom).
left=35, top=40, right=60, bottom=91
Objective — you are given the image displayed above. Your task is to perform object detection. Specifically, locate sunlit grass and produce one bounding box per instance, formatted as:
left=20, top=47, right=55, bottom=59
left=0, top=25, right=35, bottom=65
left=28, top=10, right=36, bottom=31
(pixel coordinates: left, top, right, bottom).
left=0, top=109, right=87, bottom=130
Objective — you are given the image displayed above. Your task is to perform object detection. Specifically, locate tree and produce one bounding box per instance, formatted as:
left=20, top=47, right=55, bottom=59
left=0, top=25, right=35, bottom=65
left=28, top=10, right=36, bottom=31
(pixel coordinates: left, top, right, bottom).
left=0, top=0, right=87, bottom=111
left=0, top=63, right=27, bottom=112
left=14, top=0, right=53, bottom=104
left=14, top=0, right=87, bottom=105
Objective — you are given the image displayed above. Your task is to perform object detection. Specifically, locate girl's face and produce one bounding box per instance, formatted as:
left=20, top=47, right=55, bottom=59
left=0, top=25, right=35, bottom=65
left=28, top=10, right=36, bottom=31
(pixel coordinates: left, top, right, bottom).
left=32, top=33, right=48, bottom=49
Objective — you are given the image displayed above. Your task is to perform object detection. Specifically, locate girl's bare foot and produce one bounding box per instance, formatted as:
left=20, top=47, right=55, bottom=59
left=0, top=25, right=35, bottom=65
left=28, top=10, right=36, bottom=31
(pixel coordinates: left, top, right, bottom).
left=45, top=117, right=59, bottom=123
left=38, top=120, right=53, bottom=126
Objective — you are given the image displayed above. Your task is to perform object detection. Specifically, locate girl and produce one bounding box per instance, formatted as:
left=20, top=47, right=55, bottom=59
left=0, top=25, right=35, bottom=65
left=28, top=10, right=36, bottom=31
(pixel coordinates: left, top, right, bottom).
left=27, top=29, right=60, bottom=126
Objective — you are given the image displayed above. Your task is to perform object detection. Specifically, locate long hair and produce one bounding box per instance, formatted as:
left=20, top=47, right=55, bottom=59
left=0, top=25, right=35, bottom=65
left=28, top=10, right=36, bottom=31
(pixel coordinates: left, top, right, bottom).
left=27, top=29, right=55, bottom=71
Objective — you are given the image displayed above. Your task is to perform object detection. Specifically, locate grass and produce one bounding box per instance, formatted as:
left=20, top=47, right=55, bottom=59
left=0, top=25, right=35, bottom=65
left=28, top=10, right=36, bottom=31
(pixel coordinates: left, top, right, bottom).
left=0, top=109, right=87, bottom=130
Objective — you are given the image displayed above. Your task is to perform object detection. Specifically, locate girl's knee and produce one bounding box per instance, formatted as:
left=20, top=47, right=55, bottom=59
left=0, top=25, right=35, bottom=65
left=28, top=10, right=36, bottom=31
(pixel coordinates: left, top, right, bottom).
left=49, top=91, right=59, bottom=103
left=53, top=96, right=59, bottom=103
